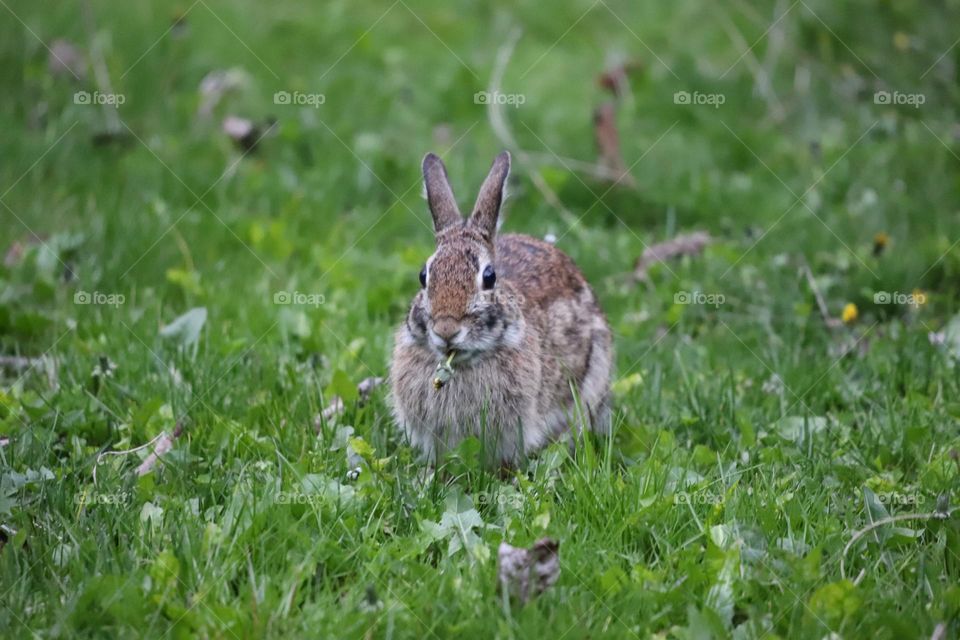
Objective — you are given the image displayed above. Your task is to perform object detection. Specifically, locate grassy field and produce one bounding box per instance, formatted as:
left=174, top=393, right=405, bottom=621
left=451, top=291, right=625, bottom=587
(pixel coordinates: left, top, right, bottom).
left=2, top=0, right=960, bottom=637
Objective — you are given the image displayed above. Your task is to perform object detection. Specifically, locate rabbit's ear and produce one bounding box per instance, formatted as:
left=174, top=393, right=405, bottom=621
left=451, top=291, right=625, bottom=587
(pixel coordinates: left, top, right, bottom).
left=469, top=151, right=510, bottom=239
left=422, top=153, right=462, bottom=233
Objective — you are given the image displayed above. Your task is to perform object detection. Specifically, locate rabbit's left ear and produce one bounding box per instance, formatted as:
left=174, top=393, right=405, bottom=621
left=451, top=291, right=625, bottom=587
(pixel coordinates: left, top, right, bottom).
left=423, top=153, right=462, bottom=234
left=469, top=151, right=510, bottom=239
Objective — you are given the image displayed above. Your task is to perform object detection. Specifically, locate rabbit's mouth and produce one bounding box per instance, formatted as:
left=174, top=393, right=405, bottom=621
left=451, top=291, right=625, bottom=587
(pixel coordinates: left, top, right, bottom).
left=446, top=347, right=496, bottom=370
left=429, top=345, right=479, bottom=366
left=432, top=351, right=457, bottom=390
left=432, top=348, right=494, bottom=389
left=426, top=314, right=518, bottom=360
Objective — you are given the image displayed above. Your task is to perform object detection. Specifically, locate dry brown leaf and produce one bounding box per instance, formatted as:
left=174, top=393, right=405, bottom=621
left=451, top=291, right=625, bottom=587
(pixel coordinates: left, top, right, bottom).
left=800, top=260, right=843, bottom=329
left=497, top=537, right=560, bottom=604
left=357, top=376, right=384, bottom=402
left=135, top=421, right=184, bottom=477
left=597, top=61, right=642, bottom=97
left=320, top=396, right=345, bottom=423
left=198, top=68, right=249, bottom=118
left=593, top=103, right=635, bottom=187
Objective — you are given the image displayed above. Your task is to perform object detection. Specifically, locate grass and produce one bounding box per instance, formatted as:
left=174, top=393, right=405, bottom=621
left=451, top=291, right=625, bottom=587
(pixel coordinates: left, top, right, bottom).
left=2, top=0, right=960, bottom=637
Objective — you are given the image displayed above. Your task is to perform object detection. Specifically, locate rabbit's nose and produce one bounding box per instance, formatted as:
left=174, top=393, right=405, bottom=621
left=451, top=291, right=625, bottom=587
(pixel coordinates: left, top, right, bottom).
left=432, top=317, right=461, bottom=343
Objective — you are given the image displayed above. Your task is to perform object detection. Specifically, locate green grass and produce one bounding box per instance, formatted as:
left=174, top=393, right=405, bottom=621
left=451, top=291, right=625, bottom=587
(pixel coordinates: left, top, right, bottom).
left=2, top=0, right=960, bottom=637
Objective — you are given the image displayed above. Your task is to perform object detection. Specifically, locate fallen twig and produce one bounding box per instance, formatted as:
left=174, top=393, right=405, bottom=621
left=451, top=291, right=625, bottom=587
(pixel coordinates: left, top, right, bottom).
left=716, top=8, right=784, bottom=120
left=799, top=259, right=841, bottom=329
left=80, top=0, right=122, bottom=135
left=486, top=28, right=523, bottom=154
left=92, top=420, right=185, bottom=482
left=487, top=29, right=571, bottom=218
left=486, top=29, right=626, bottom=224
left=840, top=507, right=955, bottom=581
left=594, top=103, right=635, bottom=187
left=135, top=421, right=185, bottom=476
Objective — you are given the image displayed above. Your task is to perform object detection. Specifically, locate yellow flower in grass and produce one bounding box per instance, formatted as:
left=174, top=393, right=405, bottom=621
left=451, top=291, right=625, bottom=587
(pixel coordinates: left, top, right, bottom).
left=842, top=303, right=858, bottom=325
left=873, top=232, right=890, bottom=256
left=893, top=32, right=910, bottom=52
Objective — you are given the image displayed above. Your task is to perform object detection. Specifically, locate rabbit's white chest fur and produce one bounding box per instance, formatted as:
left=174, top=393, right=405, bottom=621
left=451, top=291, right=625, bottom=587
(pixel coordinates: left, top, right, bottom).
left=389, top=326, right=553, bottom=465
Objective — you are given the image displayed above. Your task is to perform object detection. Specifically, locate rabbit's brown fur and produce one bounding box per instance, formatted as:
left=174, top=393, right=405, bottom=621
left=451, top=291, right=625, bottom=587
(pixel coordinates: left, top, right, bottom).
left=389, top=151, right=613, bottom=466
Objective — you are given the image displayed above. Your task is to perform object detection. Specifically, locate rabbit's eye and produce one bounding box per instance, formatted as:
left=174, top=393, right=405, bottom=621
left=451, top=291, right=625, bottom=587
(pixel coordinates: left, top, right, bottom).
left=482, top=265, right=496, bottom=289
left=419, top=266, right=427, bottom=288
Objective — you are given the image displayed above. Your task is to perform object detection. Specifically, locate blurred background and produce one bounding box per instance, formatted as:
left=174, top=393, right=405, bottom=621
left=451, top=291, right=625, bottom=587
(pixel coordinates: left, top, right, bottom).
left=2, top=0, right=959, bottom=351
left=3, top=0, right=959, bottom=354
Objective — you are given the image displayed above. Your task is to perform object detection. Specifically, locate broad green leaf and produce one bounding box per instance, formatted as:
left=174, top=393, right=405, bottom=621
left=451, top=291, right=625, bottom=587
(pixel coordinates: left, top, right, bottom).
left=329, top=369, right=358, bottom=403
left=808, top=580, right=861, bottom=627
left=421, top=488, right=487, bottom=561
left=774, top=415, right=830, bottom=442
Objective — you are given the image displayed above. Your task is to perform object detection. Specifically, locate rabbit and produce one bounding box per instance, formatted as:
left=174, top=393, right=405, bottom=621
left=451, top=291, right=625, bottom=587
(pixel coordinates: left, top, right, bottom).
left=389, top=151, right=613, bottom=467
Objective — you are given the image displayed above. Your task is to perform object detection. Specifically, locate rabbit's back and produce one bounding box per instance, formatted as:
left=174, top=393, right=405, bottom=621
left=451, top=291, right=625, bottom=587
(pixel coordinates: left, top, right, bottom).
left=496, top=233, right=613, bottom=436
left=496, top=234, right=590, bottom=310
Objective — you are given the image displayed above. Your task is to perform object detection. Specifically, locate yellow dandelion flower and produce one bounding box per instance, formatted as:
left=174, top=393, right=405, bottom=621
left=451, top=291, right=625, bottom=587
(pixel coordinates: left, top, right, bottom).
left=873, top=232, right=890, bottom=256
left=842, top=303, right=858, bottom=325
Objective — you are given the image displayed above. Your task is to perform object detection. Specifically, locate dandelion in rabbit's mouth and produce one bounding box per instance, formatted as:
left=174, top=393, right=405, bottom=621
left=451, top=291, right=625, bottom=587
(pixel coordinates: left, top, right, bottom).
left=433, top=350, right=456, bottom=390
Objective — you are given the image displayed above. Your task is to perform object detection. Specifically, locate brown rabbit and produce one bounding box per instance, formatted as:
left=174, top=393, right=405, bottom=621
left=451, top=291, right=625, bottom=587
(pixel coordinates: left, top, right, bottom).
left=389, top=151, right=613, bottom=466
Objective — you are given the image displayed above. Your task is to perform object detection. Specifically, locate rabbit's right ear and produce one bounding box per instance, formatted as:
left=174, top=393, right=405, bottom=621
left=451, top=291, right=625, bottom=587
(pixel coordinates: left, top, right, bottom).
left=469, top=151, right=510, bottom=241
left=422, top=153, right=462, bottom=233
